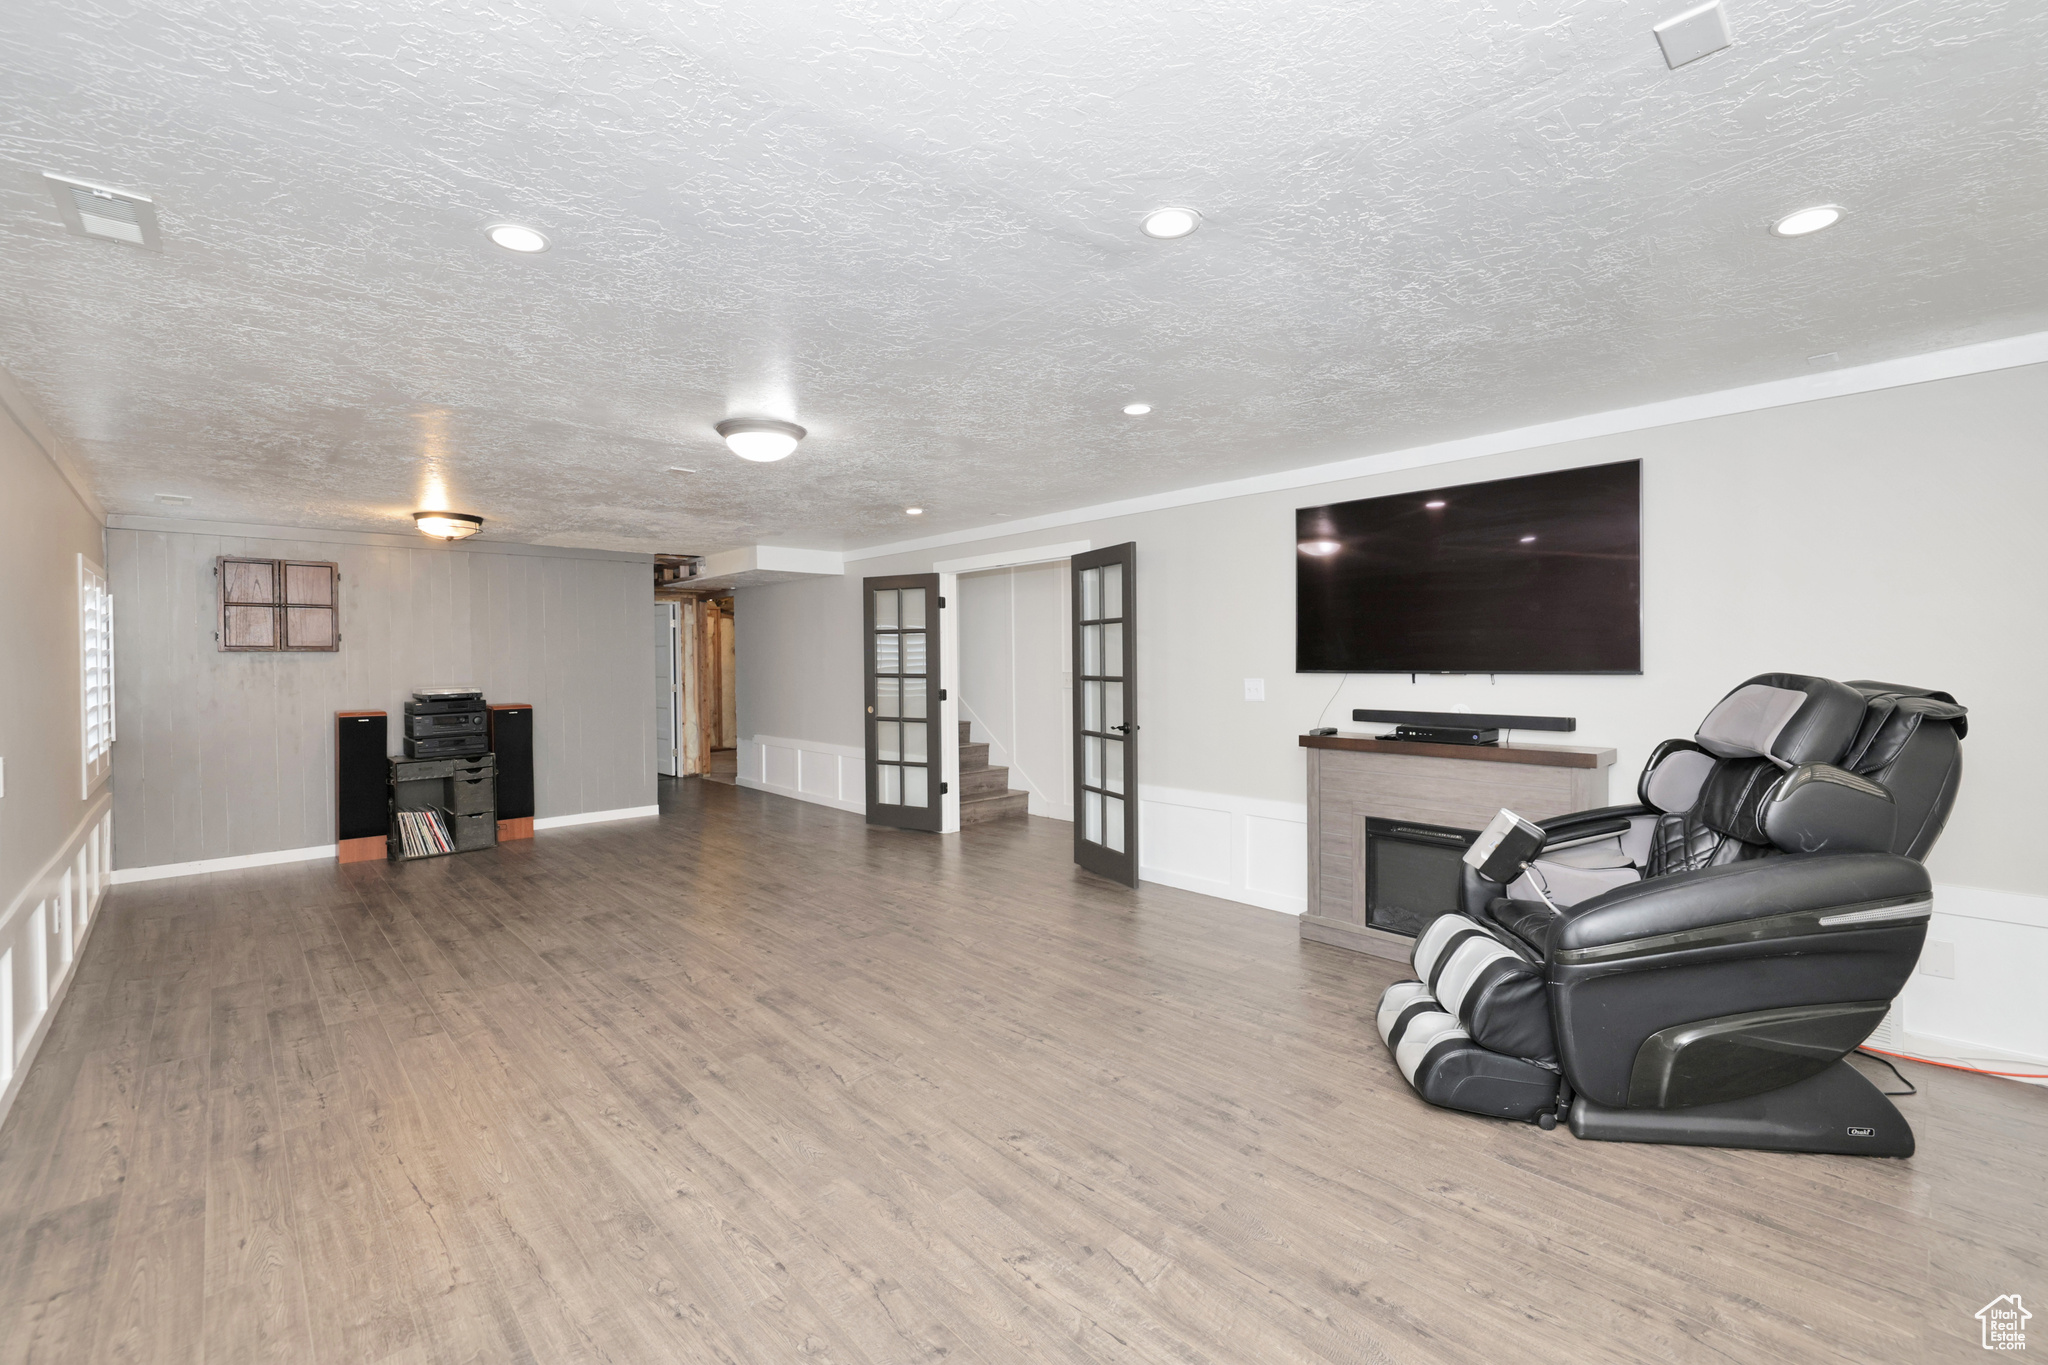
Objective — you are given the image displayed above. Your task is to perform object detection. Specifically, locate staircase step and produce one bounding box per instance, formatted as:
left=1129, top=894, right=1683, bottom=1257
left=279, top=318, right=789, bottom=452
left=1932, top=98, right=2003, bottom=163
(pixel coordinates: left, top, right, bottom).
left=960, top=763, right=1011, bottom=799
left=959, top=790, right=1029, bottom=825
left=959, top=720, right=973, bottom=744
left=959, top=741, right=991, bottom=772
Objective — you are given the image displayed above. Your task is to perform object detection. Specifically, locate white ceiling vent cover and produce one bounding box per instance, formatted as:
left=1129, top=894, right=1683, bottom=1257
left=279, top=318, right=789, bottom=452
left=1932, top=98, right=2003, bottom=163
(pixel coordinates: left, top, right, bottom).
left=44, top=173, right=162, bottom=250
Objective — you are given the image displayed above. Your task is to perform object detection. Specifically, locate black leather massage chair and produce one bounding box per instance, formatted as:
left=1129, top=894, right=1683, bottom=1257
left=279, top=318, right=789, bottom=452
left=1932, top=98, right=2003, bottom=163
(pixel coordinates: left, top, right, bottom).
left=1376, top=674, right=1967, bottom=1156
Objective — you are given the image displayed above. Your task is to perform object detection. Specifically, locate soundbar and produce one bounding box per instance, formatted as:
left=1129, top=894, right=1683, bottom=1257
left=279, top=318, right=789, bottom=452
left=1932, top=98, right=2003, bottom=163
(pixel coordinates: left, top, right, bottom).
left=1351, top=708, right=1575, bottom=733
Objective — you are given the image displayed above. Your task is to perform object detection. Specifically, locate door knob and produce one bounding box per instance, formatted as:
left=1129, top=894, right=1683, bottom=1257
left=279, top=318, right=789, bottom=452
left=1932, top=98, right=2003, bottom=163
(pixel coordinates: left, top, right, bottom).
left=867, top=706, right=874, bottom=714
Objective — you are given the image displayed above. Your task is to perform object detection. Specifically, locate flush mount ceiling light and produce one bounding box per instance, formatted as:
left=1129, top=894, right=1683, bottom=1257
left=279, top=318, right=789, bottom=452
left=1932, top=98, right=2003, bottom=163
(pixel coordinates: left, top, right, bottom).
left=1139, top=207, right=1202, bottom=240
left=1771, top=205, right=1843, bottom=238
left=414, top=511, right=484, bottom=541
left=485, top=223, right=550, bottom=253
left=905, top=507, right=924, bottom=516
left=1424, top=499, right=1447, bottom=509
left=1519, top=535, right=1538, bottom=544
left=1122, top=403, right=1152, bottom=416
left=1298, top=539, right=1342, bottom=556
left=716, top=417, right=806, bottom=463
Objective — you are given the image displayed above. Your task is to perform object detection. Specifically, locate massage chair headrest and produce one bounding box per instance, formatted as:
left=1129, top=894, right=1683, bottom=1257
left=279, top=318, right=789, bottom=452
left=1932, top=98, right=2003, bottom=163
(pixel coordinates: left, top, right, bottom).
left=1693, top=674, right=1866, bottom=769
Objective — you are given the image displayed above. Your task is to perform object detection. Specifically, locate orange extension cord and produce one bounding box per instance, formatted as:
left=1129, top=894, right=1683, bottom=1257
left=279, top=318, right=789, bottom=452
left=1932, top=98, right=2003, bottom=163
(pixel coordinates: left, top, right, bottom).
left=1860, top=1045, right=2048, bottom=1081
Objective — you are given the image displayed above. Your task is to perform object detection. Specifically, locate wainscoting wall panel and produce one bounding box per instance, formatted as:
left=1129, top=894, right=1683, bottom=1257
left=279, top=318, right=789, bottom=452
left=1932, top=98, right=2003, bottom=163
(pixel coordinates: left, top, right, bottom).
left=1138, top=785, right=1308, bottom=915
left=739, top=735, right=865, bottom=814
left=1, top=796, right=112, bottom=1129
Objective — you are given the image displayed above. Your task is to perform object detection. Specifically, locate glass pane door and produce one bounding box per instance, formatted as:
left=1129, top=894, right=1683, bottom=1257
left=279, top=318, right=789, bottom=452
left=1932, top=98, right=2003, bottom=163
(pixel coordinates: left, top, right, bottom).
left=1071, top=543, right=1137, bottom=884
left=865, top=574, right=943, bottom=831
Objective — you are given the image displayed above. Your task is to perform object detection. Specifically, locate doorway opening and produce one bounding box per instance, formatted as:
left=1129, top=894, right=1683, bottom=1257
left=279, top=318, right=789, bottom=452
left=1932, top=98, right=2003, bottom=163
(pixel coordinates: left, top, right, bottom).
left=955, top=561, right=1070, bottom=826
left=654, top=588, right=738, bottom=784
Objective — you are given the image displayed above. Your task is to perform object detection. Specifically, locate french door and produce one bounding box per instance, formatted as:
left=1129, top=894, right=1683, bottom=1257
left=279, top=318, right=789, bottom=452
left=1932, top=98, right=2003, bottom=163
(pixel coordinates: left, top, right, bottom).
left=865, top=574, right=943, bottom=831
left=1071, top=543, right=1137, bottom=884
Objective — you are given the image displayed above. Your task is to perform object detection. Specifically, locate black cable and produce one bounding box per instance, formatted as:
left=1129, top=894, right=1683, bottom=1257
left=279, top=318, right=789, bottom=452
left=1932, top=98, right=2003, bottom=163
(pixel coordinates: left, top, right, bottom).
left=1855, top=1048, right=1918, bottom=1097
left=1312, top=673, right=1351, bottom=729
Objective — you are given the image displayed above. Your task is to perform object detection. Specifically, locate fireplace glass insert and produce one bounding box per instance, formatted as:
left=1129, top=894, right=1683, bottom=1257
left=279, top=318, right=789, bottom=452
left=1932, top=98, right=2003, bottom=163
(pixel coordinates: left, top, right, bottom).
left=1365, top=817, right=1480, bottom=937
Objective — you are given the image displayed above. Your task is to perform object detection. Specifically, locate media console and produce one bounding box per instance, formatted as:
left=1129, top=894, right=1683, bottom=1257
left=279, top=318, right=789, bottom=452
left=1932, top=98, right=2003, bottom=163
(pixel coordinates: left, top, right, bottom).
left=1298, top=731, right=1615, bottom=961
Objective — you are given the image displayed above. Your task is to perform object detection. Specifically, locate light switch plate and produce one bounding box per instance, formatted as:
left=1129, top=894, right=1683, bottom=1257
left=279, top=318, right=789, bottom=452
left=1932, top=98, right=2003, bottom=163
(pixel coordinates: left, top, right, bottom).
left=1654, top=1, right=1732, bottom=69
left=1919, top=940, right=1956, bottom=980
left=1243, top=678, right=1265, bottom=702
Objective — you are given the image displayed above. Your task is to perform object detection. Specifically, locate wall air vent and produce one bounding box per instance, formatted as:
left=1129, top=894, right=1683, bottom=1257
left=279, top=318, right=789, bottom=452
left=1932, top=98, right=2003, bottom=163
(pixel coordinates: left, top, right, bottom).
left=44, top=173, right=162, bottom=250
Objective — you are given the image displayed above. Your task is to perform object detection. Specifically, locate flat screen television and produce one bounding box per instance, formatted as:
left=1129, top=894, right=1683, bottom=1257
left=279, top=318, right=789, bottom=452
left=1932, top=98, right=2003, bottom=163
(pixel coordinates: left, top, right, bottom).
left=1296, top=459, right=1641, bottom=674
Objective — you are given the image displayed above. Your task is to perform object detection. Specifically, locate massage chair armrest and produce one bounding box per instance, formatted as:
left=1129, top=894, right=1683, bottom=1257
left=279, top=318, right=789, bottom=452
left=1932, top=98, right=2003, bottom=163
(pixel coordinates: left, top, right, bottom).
left=1458, top=804, right=1651, bottom=917
left=1538, top=804, right=1651, bottom=837
left=1550, top=852, right=1931, bottom=957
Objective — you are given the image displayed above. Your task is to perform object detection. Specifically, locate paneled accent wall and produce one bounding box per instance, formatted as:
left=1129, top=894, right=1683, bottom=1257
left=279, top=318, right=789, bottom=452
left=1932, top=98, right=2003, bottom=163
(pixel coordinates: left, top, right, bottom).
left=107, top=525, right=656, bottom=873
left=1138, top=785, right=1308, bottom=915
left=738, top=735, right=865, bottom=814
left=0, top=798, right=113, bottom=1128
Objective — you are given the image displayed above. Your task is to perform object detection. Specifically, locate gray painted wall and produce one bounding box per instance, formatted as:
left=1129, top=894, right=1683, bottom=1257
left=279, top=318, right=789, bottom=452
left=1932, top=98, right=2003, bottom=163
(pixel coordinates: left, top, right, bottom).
left=738, top=361, right=2048, bottom=898
left=108, top=526, right=656, bottom=870
left=0, top=394, right=106, bottom=910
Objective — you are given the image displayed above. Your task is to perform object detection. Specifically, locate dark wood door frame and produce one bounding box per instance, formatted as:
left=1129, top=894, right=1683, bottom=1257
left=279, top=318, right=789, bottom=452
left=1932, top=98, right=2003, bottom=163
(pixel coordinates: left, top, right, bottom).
left=865, top=573, right=945, bottom=831
left=1071, top=543, right=1138, bottom=884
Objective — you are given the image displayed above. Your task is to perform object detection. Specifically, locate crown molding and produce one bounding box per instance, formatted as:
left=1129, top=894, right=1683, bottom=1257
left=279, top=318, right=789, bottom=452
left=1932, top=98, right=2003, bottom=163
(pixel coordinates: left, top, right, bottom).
left=104, top=513, right=653, bottom=564
left=844, top=327, right=2048, bottom=564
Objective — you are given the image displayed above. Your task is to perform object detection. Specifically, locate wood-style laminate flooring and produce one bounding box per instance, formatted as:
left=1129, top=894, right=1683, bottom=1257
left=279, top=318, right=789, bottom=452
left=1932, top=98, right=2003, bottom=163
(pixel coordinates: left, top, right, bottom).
left=3, top=777, right=2042, bottom=1364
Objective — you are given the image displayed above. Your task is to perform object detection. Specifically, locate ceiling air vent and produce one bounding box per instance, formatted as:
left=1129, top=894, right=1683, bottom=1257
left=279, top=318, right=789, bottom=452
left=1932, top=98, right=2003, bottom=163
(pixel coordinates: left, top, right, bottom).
left=44, top=173, right=161, bottom=250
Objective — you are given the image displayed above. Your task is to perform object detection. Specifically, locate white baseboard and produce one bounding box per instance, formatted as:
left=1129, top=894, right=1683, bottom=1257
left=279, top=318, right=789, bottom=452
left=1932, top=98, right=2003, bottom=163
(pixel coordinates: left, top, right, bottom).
left=532, top=805, right=660, bottom=830
left=109, top=804, right=663, bottom=884
left=739, top=735, right=867, bottom=814
left=111, top=842, right=337, bottom=885
left=2, top=798, right=114, bottom=1130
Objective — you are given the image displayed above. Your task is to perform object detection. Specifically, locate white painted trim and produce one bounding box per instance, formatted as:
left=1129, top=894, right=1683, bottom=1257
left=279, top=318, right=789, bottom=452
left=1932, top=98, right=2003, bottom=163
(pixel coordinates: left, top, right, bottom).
left=532, top=805, right=661, bottom=830
left=111, top=842, right=338, bottom=884
left=1929, top=883, right=2048, bottom=931
left=1136, top=784, right=1309, bottom=916
left=739, top=735, right=867, bottom=814
left=106, top=804, right=662, bottom=882
left=1, top=803, right=113, bottom=1130
left=843, top=329, right=2048, bottom=564
left=1889, top=1024, right=2048, bottom=1089
left=105, top=515, right=654, bottom=564
left=0, top=795, right=112, bottom=936
left=934, top=541, right=1092, bottom=575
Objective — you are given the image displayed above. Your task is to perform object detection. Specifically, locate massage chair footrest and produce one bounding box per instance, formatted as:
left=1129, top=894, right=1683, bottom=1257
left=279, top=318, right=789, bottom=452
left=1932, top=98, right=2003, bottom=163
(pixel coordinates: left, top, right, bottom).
left=1568, top=1060, right=1912, bottom=1157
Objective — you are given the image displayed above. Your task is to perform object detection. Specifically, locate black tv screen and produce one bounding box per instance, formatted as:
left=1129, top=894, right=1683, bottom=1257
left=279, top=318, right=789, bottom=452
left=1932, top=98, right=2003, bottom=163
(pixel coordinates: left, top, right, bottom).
left=1296, top=460, right=1641, bottom=674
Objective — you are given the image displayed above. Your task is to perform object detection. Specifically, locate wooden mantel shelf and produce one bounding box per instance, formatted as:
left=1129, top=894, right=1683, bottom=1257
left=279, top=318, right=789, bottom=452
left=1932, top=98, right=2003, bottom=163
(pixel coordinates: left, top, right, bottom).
left=1299, top=732, right=1615, bottom=770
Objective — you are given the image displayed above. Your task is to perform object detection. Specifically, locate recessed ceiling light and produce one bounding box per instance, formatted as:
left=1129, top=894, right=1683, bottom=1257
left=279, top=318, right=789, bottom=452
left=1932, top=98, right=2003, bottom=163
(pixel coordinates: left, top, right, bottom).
left=1519, top=535, right=1537, bottom=543
left=1424, top=500, right=1446, bottom=509
left=667, top=466, right=697, bottom=474
left=716, top=417, right=806, bottom=462
left=1140, top=207, right=1202, bottom=240
left=906, top=507, right=924, bottom=516
left=1298, top=539, right=1341, bottom=556
left=1771, top=205, right=1843, bottom=238
left=485, top=223, right=550, bottom=253
left=414, top=511, right=484, bottom=541
left=154, top=493, right=192, bottom=505
left=1122, top=403, right=1152, bottom=416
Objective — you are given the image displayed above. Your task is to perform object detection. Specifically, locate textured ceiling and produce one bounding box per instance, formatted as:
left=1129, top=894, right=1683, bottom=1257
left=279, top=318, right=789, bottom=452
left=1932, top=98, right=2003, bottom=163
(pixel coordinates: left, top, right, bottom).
left=2, top=0, right=2045, bottom=553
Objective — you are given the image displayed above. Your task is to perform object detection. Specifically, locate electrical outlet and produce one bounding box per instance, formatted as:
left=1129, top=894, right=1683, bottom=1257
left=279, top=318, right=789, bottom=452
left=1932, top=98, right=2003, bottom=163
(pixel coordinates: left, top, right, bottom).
left=1244, top=678, right=1265, bottom=702
left=1919, top=941, right=1956, bottom=980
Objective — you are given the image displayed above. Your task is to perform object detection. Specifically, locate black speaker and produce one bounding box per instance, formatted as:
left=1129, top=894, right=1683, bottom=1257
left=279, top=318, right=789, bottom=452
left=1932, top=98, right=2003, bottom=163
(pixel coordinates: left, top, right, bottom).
left=337, top=711, right=389, bottom=861
left=490, top=704, right=535, bottom=825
